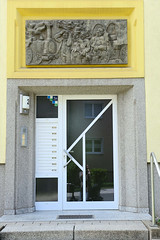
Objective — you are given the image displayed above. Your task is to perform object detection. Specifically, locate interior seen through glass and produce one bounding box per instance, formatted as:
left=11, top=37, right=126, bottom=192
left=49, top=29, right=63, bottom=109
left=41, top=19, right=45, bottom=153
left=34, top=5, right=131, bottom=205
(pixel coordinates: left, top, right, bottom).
left=67, top=100, right=114, bottom=202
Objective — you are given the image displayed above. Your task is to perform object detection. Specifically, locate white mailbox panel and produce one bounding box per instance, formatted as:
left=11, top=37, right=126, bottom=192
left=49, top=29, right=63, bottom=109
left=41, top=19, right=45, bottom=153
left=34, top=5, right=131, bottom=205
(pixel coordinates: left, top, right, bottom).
left=22, top=96, right=30, bottom=109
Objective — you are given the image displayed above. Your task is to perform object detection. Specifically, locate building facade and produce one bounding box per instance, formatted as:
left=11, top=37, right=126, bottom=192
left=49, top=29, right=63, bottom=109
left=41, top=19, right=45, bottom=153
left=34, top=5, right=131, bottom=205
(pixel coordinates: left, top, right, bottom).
left=0, top=0, right=160, bottom=216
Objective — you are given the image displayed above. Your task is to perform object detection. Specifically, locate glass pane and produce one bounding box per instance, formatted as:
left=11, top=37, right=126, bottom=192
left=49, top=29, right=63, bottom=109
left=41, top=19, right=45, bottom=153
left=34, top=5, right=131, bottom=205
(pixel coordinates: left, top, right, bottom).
left=86, top=104, right=114, bottom=201
left=67, top=104, right=83, bottom=202
left=36, top=178, right=58, bottom=201
left=94, top=104, right=103, bottom=117
left=94, top=139, right=102, bottom=153
left=67, top=100, right=110, bottom=141
left=67, top=161, right=82, bottom=201
left=85, top=103, right=92, bottom=118
left=86, top=140, right=92, bottom=153
left=36, top=96, right=58, bottom=118
left=67, top=99, right=113, bottom=203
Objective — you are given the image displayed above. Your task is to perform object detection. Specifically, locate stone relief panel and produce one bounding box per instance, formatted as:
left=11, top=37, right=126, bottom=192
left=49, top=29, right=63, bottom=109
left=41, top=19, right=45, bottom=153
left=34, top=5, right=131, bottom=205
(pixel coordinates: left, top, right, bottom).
left=25, top=20, right=128, bottom=65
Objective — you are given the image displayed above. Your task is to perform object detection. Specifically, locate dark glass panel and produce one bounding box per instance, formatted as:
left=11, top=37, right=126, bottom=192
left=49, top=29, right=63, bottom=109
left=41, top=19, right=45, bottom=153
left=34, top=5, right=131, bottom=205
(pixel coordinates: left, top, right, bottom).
left=94, top=104, right=103, bottom=117
left=86, top=105, right=114, bottom=201
left=86, top=140, right=92, bottom=153
left=36, top=96, right=58, bottom=118
left=67, top=161, right=82, bottom=201
left=85, top=103, right=92, bottom=117
left=36, top=178, right=58, bottom=202
left=67, top=99, right=113, bottom=202
left=94, top=139, right=102, bottom=153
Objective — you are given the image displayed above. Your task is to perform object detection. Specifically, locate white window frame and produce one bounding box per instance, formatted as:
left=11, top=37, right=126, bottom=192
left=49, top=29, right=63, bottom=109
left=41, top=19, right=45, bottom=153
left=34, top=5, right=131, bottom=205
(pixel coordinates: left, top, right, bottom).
left=63, top=95, right=119, bottom=210
left=35, top=94, right=119, bottom=210
left=86, top=138, right=104, bottom=154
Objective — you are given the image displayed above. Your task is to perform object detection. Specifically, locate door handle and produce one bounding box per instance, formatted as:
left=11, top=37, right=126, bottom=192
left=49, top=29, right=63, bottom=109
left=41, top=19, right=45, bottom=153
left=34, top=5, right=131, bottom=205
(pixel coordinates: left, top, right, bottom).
left=64, top=149, right=83, bottom=171
left=63, top=159, right=72, bottom=168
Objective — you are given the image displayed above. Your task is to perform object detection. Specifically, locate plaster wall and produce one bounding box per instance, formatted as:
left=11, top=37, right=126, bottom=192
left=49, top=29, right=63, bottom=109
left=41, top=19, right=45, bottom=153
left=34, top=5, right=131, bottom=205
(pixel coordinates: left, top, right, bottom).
left=0, top=0, right=144, bottom=165
left=0, top=0, right=7, bottom=164
left=4, top=78, right=149, bottom=214
left=7, top=0, right=144, bottom=79
left=144, top=0, right=160, bottom=161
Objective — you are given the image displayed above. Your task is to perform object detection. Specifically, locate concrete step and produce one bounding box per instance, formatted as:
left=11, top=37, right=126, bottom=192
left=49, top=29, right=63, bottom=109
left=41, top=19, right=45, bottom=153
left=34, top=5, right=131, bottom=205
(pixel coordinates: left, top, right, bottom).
left=0, top=220, right=148, bottom=240
left=143, top=220, right=160, bottom=240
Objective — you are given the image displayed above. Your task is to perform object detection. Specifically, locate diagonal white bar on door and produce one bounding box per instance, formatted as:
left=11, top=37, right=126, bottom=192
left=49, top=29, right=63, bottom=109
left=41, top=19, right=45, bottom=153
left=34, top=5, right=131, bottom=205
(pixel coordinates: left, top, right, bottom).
left=67, top=100, right=113, bottom=153
left=64, top=149, right=83, bottom=171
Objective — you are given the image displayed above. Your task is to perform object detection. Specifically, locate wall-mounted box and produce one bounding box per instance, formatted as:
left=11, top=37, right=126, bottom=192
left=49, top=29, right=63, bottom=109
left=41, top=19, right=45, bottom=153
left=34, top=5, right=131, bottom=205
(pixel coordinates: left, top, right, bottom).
left=22, top=96, right=30, bottom=109
left=20, top=94, right=30, bottom=114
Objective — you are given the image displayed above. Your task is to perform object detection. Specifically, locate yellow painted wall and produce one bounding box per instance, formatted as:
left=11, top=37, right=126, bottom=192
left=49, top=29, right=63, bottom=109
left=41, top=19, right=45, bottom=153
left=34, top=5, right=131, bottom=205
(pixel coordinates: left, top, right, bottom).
left=7, top=0, right=144, bottom=79
left=2, top=0, right=160, bottom=164
left=0, top=0, right=7, bottom=164
left=2, top=0, right=144, bottom=163
left=144, top=0, right=160, bottom=162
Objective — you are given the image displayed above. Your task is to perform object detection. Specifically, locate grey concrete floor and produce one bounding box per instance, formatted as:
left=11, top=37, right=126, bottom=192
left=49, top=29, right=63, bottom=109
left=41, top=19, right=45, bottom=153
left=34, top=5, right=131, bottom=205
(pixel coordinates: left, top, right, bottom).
left=0, top=210, right=151, bottom=223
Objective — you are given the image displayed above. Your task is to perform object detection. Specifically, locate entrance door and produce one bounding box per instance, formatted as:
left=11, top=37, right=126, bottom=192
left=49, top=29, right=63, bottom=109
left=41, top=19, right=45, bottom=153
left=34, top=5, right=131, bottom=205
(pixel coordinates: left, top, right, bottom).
left=35, top=95, right=118, bottom=210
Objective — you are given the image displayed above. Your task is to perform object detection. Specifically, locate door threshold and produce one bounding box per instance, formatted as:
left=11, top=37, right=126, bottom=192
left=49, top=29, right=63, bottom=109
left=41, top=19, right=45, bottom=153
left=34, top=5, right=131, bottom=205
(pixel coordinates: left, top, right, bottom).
left=0, top=210, right=151, bottom=223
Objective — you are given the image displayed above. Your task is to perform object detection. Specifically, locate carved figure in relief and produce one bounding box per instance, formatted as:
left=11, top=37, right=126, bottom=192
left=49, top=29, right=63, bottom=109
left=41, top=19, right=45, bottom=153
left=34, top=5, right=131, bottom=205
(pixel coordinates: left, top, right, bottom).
left=55, top=30, right=72, bottom=64
left=71, top=33, right=81, bottom=64
left=71, top=31, right=91, bottom=64
left=26, top=21, right=46, bottom=47
left=79, top=33, right=91, bottom=64
left=25, top=19, right=128, bottom=65
left=106, top=22, right=127, bottom=63
left=90, top=24, right=109, bottom=63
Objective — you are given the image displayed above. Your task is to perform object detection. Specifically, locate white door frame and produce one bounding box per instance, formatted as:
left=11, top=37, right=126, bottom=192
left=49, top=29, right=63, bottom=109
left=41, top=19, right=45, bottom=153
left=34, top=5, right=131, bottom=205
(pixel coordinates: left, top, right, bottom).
left=62, top=95, right=119, bottom=210
left=35, top=94, right=119, bottom=210
left=35, top=96, right=63, bottom=210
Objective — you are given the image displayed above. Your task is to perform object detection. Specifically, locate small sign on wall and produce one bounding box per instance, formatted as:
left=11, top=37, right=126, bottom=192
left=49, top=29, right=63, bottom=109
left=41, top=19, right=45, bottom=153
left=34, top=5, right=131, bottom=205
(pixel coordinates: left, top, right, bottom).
left=21, top=127, right=28, bottom=147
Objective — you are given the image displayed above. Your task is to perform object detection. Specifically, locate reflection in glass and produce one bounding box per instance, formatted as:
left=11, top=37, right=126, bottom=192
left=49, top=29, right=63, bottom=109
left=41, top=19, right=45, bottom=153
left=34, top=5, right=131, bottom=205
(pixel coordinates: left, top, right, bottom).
left=67, top=161, right=82, bottom=201
left=85, top=103, right=92, bottom=117
left=86, top=140, right=92, bottom=153
left=86, top=139, right=103, bottom=154
left=36, top=178, right=58, bottom=202
left=85, top=102, right=103, bottom=118
left=67, top=99, right=114, bottom=203
left=86, top=105, right=114, bottom=201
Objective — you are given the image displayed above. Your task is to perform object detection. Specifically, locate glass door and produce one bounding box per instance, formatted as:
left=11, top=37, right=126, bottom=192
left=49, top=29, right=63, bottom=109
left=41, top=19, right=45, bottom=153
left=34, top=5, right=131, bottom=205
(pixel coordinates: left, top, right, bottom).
left=63, top=95, right=118, bottom=210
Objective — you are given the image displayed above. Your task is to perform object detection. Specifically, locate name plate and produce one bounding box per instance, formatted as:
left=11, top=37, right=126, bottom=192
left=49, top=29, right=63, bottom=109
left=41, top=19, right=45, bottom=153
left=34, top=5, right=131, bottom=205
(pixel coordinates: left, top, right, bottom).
left=26, top=19, right=127, bottom=66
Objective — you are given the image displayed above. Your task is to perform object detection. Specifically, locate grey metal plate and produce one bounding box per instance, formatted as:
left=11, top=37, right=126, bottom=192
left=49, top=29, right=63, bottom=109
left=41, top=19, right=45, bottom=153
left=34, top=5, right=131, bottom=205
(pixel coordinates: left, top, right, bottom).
left=57, top=215, right=94, bottom=219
